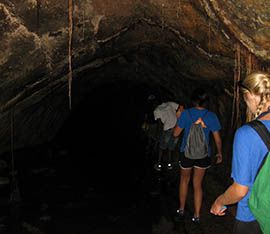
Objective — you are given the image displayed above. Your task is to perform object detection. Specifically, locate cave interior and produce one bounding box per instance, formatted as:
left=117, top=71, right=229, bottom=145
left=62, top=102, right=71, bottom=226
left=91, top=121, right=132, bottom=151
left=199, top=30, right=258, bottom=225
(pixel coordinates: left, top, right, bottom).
left=0, top=0, right=270, bottom=233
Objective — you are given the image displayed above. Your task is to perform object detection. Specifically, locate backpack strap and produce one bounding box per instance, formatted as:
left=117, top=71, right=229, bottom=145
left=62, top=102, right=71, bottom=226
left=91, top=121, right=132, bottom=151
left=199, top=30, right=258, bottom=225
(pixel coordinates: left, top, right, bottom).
left=187, top=109, right=208, bottom=123
left=247, top=120, right=270, bottom=178
left=201, top=110, right=208, bottom=120
left=248, top=120, right=270, bottom=150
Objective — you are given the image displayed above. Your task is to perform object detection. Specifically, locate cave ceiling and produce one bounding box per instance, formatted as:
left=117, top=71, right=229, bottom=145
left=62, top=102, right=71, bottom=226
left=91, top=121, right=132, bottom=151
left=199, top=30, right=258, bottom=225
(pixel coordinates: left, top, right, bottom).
left=0, top=0, right=270, bottom=154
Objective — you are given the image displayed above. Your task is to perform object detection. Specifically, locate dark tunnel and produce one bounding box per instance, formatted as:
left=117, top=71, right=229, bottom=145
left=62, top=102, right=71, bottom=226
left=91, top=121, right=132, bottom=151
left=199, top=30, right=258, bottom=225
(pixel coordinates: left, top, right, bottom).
left=1, top=75, right=236, bottom=234
left=54, top=80, right=158, bottom=189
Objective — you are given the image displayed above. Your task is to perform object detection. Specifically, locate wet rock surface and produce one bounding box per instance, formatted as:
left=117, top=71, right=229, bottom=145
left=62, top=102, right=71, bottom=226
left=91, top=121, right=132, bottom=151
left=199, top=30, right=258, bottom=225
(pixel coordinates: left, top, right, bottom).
left=0, top=0, right=270, bottom=159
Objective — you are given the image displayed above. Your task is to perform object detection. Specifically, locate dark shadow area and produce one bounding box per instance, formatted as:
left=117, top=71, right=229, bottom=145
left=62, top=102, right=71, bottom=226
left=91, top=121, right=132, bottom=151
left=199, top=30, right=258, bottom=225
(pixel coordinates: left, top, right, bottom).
left=0, top=80, right=235, bottom=234
left=2, top=81, right=163, bottom=234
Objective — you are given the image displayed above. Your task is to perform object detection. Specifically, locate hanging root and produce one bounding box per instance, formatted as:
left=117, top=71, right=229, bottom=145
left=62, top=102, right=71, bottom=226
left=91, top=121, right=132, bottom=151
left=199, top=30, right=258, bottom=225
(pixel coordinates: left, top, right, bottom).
left=235, top=43, right=241, bottom=128
left=231, top=42, right=241, bottom=128
left=68, top=0, right=73, bottom=110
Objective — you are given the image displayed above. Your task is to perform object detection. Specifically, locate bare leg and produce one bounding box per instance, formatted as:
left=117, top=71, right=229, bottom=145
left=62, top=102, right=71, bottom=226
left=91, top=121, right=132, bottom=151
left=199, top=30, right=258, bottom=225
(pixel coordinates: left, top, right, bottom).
left=179, top=168, right=192, bottom=210
left=193, top=167, right=206, bottom=217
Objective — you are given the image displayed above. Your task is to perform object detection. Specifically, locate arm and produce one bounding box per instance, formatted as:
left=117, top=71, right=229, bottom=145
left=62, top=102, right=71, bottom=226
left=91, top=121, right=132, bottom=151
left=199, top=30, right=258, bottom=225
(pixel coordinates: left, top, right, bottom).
left=174, top=108, right=185, bottom=137
left=176, top=110, right=181, bottom=119
left=210, top=182, right=249, bottom=216
left=212, top=131, right=222, bottom=164
left=176, top=106, right=183, bottom=118
left=173, top=125, right=183, bottom=137
left=141, top=114, right=149, bottom=130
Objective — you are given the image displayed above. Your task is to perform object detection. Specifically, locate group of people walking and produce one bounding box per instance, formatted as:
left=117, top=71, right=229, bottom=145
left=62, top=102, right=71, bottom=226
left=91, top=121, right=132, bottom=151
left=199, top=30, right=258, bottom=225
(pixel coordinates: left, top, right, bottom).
left=143, top=71, right=269, bottom=234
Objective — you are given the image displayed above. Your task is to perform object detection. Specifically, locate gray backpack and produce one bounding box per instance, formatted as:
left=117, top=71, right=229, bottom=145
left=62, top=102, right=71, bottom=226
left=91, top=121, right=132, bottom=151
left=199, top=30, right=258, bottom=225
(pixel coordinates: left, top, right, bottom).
left=184, top=110, right=208, bottom=160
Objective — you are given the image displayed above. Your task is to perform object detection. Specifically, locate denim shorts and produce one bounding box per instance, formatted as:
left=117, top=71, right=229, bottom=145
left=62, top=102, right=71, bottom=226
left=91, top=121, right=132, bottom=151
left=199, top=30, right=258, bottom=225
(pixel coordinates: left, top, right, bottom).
left=179, top=152, right=211, bottom=169
left=159, top=128, right=179, bottom=151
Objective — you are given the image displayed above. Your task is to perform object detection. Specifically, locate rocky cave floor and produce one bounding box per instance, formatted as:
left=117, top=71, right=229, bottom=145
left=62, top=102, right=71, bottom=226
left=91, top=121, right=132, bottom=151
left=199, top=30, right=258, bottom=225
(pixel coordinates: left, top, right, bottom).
left=0, top=138, right=236, bottom=234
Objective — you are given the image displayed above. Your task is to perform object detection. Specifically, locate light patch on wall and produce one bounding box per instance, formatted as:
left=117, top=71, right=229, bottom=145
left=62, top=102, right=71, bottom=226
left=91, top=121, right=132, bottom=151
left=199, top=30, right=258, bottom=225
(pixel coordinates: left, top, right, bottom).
left=0, top=4, right=40, bottom=65
left=26, top=0, right=37, bottom=9
left=80, top=0, right=94, bottom=16
left=254, top=27, right=270, bottom=50
left=91, top=15, right=105, bottom=35
left=74, top=0, right=105, bottom=37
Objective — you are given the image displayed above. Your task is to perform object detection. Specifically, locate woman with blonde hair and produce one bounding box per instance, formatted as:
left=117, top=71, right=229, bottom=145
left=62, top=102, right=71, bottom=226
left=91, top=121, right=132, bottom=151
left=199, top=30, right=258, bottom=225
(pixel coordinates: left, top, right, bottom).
left=210, top=71, right=270, bottom=234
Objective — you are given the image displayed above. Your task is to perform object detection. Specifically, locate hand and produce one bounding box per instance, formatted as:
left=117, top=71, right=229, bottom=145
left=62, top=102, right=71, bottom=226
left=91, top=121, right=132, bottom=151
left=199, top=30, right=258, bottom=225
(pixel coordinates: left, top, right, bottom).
left=195, top=118, right=207, bottom=128
left=210, top=198, right=227, bottom=216
left=216, top=154, right=222, bottom=164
